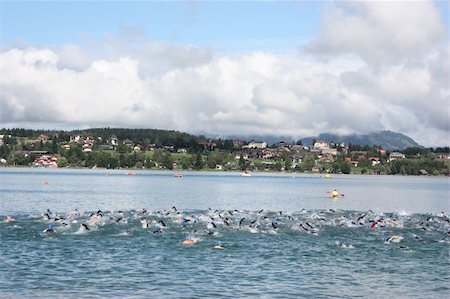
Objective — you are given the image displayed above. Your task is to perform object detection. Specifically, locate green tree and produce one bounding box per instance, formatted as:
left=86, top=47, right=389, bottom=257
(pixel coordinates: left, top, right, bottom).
left=162, top=152, right=174, bottom=169
left=127, top=152, right=137, bottom=168
left=12, top=153, right=31, bottom=166
left=238, top=155, right=246, bottom=170
left=303, top=154, right=316, bottom=171
left=145, top=159, right=155, bottom=169
left=85, top=153, right=96, bottom=168
left=93, top=151, right=118, bottom=168
left=116, top=143, right=129, bottom=154
left=274, top=161, right=283, bottom=171
left=194, top=153, right=204, bottom=170
left=57, top=157, right=68, bottom=168
left=180, top=156, right=193, bottom=170
left=341, top=162, right=351, bottom=174
left=284, top=158, right=292, bottom=171
left=51, top=139, right=59, bottom=154
left=152, top=149, right=164, bottom=163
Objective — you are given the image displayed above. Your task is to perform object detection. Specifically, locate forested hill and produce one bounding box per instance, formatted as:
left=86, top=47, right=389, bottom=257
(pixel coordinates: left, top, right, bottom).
left=72, top=128, right=200, bottom=147
left=0, top=128, right=204, bottom=148
left=1, top=128, right=422, bottom=150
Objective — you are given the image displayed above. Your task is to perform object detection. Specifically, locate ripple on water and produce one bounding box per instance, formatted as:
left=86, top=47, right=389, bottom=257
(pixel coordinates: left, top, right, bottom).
left=0, top=208, right=449, bottom=298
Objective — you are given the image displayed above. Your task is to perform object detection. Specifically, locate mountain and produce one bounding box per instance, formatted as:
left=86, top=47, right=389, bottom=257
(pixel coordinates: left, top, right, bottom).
left=301, top=131, right=421, bottom=150
left=221, top=131, right=421, bottom=150
left=221, top=134, right=297, bottom=146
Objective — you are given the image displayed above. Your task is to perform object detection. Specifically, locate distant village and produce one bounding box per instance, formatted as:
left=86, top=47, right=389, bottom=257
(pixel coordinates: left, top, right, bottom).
left=0, top=130, right=449, bottom=176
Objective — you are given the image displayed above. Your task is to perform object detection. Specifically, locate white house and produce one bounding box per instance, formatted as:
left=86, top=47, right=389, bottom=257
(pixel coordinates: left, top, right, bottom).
left=244, top=141, right=267, bottom=149
left=389, top=152, right=405, bottom=162
left=70, top=135, right=82, bottom=143
left=108, top=135, right=119, bottom=146
left=313, top=141, right=329, bottom=150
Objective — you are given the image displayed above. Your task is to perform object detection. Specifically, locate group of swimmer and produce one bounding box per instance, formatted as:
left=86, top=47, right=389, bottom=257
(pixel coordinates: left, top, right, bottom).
left=3, top=206, right=449, bottom=250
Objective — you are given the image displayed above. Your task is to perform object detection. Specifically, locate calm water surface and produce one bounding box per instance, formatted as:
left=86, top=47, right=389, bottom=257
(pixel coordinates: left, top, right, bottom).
left=0, top=168, right=449, bottom=298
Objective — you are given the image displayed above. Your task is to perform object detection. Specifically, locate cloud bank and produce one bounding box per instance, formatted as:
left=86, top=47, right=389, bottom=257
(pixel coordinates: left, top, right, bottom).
left=0, top=1, right=448, bottom=146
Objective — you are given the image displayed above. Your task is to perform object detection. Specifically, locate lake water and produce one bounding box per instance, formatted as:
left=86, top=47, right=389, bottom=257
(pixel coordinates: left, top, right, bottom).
left=1, top=168, right=449, bottom=298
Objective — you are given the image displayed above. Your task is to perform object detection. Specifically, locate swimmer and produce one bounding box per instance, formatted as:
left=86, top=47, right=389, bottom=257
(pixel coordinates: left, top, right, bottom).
left=335, top=241, right=354, bottom=248
left=88, top=213, right=102, bottom=226
left=152, top=225, right=163, bottom=234
left=207, top=222, right=216, bottom=230
left=239, top=218, right=246, bottom=228
left=4, top=215, right=16, bottom=222
left=68, top=209, right=80, bottom=220
left=399, top=245, right=412, bottom=252
left=327, top=189, right=343, bottom=200
left=213, top=241, right=224, bottom=249
left=43, top=224, right=56, bottom=234
left=157, top=220, right=167, bottom=228
left=386, top=235, right=404, bottom=243
left=140, top=218, right=150, bottom=229
left=332, top=190, right=339, bottom=199
left=182, top=235, right=196, bottom=245
left=224, top=218, right=232, bottom=226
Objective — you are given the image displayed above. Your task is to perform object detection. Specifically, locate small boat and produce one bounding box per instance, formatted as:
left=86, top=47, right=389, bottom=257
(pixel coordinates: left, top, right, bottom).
left=126, top=172, right=136, bottom=176
left=174, top=173, right=183, bottom=177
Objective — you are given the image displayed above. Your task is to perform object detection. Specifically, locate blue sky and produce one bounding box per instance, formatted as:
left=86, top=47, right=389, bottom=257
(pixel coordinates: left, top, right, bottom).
left=0, top=1, right=448, bottom=146
left=1, top=1, right=321, bottom=50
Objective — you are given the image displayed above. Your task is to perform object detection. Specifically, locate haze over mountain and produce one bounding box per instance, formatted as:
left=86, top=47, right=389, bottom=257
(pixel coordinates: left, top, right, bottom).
left=301, top=131, right=421, bottom=150
left=223, top=131, right=421, bottom=150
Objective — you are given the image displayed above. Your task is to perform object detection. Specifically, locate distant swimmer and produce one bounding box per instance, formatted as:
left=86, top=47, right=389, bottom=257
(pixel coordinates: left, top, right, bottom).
left=335, top=241, right=354, bottom=249
left=399, top=245, right=412, bottom=252
left=213, top=241, right=224, bottom=249
left=157, top=220, right=167, bottom=228
left=239, top=218, right=246, bottom=228
left=152, top=225, right=163, bottom=234
left=4, top=215, right=16, bottom=222
left=182, top=235, right=196, bottom=245
left=68, top=209, right=80, bottom=222
left=43, top=224, right=56, bottom=234
left=386, top=235, right=404, bottom=243
left=332, top=190, right=339, bottom=199
left=141, top=218, right=150, bottom=229
left=224, top=218, right=232, bottom=226
left=206, top=222, right=216, bottom=230
left=327, top=189, right=344, bottom=200
left=88, top=213, right=102, bottom=226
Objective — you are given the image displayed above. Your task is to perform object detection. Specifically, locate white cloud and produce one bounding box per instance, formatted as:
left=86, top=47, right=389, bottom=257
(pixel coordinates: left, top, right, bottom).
left=310, top=0, right=445, bottom=65
left=0, top=1, right=448, bottom=147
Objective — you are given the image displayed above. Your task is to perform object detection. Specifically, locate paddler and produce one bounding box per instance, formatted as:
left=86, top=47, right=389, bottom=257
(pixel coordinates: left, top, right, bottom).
left=331, top=189, right=339, bottom=199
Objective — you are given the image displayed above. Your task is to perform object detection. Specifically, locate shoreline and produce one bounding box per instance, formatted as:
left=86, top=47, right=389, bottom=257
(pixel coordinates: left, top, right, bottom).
left=0, top=165, right=448, bottom=177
